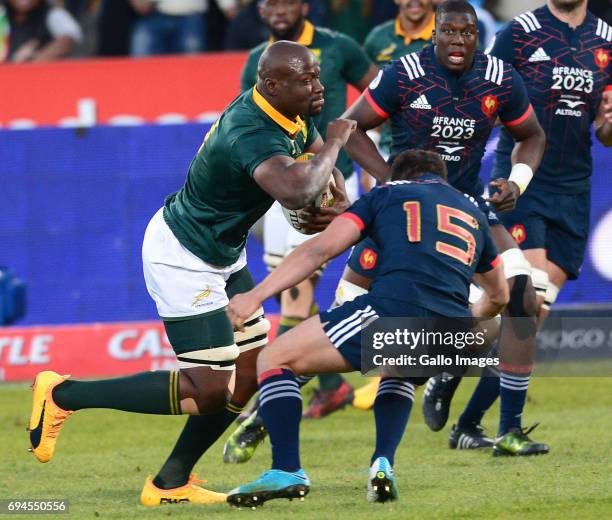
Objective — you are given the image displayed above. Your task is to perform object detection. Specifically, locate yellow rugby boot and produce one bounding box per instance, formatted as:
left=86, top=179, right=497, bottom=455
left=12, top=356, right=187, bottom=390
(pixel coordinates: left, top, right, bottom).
left=140, top=474, right=227, bottom=506
left=352, top=378, right=380, bottom=410
left=28, top=371, right=72, bottom=463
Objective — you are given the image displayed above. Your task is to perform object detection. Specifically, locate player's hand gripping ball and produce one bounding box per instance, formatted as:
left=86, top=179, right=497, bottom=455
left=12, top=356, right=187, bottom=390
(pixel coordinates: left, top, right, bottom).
left=282, top=152, right=336, bottom=234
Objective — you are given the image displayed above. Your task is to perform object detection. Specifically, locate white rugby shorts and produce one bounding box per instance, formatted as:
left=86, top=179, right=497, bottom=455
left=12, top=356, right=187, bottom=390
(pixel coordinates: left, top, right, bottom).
left=142, top=208, right=247, bottom=319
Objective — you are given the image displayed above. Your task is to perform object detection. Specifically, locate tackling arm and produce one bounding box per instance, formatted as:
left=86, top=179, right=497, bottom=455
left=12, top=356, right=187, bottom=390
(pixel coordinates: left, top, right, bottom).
left=227, top=217, right=362, bottom=328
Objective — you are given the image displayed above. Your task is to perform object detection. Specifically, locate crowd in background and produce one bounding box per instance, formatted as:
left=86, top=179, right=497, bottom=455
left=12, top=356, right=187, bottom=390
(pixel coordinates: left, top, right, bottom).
left=0, top=0, right=610, bottom=63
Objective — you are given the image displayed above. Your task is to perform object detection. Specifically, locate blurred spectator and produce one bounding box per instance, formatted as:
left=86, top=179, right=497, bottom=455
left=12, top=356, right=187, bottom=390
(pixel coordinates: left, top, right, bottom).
left=468, top=0, right=497, bottom=49
left=1, top=4, right=9, bottom=60
left=224, top=0, right=268, bottom=50
left=365, top=0, right=434, bottom=63
left=3, top=0, right=82, bottom=63
left=129, top=0, right=238, bottom=56
left=368, top=0, right=399, bottom=27
left=97, top=0, right=135, bottom=56
left=325, top=0, right=372, bottom=43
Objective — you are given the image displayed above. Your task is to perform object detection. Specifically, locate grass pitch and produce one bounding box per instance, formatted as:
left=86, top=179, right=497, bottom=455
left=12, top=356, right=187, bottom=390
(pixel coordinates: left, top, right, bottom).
left=1, top=375, right=611, bottom=519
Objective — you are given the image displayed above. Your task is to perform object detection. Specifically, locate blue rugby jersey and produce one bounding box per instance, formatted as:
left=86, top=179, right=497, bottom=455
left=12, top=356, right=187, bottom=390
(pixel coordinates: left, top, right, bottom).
left=365, top=46, right=532, bottom=198
left=490, top=5, right=612, bottom=194
left=340, top=175, right=500, bottom=315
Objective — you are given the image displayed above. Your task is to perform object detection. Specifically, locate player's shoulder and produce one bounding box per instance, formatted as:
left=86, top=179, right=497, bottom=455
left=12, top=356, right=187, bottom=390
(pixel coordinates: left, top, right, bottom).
left=313, top=25, right=353, bottom=45
left=510, top=6, right=545, bottom=35
left=476, top=50, right=512, bottom=86
left=246, top=41, right=268, bottom=61
left=394, top=47, right=428, bottom=80
left=366, top=19, right=395, bottom=42
left=224, top=92, right=277, bottom=136
left=591, top=12, right=612, bottom=43
left=449, top=189, right=489, bottom=226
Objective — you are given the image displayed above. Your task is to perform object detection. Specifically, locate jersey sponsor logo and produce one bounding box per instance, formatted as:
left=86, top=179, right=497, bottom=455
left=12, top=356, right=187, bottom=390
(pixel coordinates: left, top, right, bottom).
left=359, top=248, right=378, bottom=270
left=559, top=99, right=585, bottom=109
left=481, top=95, right=498, bottom=117
left=528, top=47, right=550, bottom=62
left=594, top=48, right=610, bottom=70
left=376, top=43, right=397, bottom=62
left=436, top=145, right=464, bottom=154
left=409, top=94, right=431, bottom=109
left=369, top=70, right=383, bottom=90
left=510, top=224, right=527, bottom=245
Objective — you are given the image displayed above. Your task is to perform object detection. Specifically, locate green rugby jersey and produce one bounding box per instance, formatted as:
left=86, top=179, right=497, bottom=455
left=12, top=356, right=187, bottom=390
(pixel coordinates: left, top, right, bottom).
left=364, top=15, right=434, bottom=63
left=364, top=15, right=434, bottom=155
left=241, top=21, right=372, bottom=179
left=163, top=87, right=318, bottom=267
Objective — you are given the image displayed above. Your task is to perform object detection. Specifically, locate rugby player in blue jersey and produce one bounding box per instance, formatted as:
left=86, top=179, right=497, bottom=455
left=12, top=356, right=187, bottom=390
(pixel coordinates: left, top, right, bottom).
left=424, top=0, right=612, bottom=455
left=225, top=150, right=509, bottom=506
left=326, top=0, right=548, bottom=456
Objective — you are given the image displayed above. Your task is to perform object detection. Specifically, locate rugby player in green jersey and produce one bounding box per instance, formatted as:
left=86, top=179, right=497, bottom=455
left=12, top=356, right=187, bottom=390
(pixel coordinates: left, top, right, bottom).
left=27, top=40, right=357, bottom=506
left=365, top=0, right=435, bottom=65
left=224, top=0, right=379, bottom=459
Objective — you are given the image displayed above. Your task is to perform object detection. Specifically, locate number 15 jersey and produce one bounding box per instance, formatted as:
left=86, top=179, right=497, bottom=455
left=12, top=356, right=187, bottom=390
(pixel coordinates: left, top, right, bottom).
left=341, top=175, right=500, bottom=315
left=365, top=45, right=532, bottom=198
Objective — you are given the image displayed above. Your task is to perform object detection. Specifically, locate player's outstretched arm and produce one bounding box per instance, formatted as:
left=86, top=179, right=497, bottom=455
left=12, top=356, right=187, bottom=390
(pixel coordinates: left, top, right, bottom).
left=489, top=111, right=546, bottom=212
left=471, top=263, right=509, bottom=319
left=253, top=119, right=356, bottom=210
left=342, top=96, right=392, bottom=183
left=227, top=216, right=362, bottom=329
left=595, top=90, right=612, bottom=147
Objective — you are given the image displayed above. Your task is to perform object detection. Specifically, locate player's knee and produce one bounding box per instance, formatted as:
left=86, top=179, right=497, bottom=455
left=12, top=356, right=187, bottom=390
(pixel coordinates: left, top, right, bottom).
left=233, top=307, right=270, bottom=353
left=179, top=369, right=233, bottom=414
left=499, top=249, right=537, bottom=318
left=256, top=342, right=295, bottom=374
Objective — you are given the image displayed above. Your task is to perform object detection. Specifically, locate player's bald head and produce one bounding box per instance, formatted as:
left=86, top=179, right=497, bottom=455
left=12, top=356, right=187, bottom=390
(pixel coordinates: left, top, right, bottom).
left=257, top=40, right=315, bottom=80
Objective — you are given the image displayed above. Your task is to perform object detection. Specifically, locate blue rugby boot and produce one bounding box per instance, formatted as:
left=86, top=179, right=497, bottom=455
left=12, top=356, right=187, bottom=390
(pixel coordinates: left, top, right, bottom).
left=227, top=469, right=310, bottom=508
left=367, top=457, right=399, bottom=503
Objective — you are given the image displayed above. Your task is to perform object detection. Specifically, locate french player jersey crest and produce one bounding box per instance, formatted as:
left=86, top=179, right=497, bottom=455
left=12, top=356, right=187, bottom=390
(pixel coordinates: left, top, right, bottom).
left=365, top=45, right=532, bottom=198
left=490, top=5, right=611, bottom=193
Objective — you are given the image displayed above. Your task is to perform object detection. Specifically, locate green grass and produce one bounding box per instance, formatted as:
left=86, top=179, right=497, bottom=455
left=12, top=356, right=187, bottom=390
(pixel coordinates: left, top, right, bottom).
left=1, top=376, right=611, bottom=519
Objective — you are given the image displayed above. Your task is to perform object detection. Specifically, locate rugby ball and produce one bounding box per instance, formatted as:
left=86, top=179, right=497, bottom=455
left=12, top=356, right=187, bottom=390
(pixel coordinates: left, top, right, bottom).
left=282, top=152, right=336, bottom=234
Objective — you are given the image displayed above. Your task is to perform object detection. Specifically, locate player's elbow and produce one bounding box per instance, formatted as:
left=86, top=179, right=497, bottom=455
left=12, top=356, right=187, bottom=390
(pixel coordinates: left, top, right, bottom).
left=278, top=192, right=311, bottom=210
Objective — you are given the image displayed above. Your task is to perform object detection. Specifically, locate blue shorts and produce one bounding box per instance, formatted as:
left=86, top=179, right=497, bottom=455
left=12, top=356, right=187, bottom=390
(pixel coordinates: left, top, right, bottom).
left=498, top=188, right=589, bottom=280
left=319, top=294, right=438, bottom=372
left=346, top=195, right=499, bottom=280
